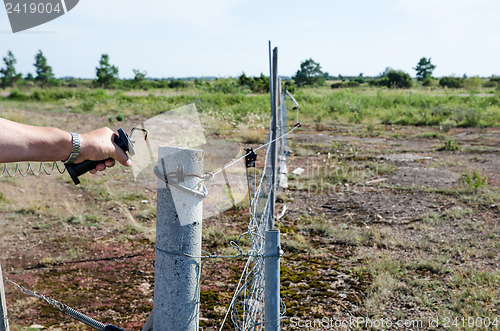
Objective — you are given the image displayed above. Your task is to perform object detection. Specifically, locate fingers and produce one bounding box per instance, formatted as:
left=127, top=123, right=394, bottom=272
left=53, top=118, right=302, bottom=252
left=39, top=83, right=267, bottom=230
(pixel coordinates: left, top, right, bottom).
left=79, top=127, right=132, bottom=166
left=110, top=136, right=131, bottom=167
left=89, top=158, right=116, bottom=174
left=78, top=127, right=132, bottom=177
left=104, top=158, right=116, bottom=168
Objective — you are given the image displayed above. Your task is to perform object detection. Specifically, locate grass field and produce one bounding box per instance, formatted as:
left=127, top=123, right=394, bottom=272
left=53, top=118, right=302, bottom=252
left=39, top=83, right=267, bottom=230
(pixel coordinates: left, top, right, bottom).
left=0, top=83, right=498, bottom=330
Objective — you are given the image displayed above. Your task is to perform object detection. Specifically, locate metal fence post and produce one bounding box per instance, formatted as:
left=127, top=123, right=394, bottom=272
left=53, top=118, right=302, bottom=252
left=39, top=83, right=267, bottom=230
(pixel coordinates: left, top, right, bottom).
left=0, top=264, right=9, bottom=331
left=264, top=230, right=280, bottom=330
left=154, top=147, right=204, bottom=331
left=268, top=46, right=278, bottom=231
left=265, top=44, right=281, bottom=331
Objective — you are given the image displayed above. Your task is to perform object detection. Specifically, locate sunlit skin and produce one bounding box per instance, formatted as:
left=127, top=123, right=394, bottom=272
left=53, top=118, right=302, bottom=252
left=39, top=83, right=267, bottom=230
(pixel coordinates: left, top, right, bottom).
left=0, top=118, right=131, bottom=173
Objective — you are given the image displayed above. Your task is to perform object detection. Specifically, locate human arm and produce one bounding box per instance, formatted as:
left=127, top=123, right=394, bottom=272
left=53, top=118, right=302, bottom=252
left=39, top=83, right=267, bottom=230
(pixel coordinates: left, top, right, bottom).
left=0, top=118, right=131, bottom=171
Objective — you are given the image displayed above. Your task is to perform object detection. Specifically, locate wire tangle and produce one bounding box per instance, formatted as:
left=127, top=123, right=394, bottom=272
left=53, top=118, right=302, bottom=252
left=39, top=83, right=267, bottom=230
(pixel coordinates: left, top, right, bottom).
left=217, top=90, right=295, bottom=330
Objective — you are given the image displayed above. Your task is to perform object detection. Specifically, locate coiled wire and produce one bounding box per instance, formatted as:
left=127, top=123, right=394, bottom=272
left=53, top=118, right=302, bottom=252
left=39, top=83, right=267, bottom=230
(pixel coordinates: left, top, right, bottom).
left=0, top=162, right=66, bottom=177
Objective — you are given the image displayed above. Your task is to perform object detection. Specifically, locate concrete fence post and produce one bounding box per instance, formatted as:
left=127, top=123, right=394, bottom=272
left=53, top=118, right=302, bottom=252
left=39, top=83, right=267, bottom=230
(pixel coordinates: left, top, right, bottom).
left=153, top=147, right=204, bottom=331
left=0, top=264, right=9, bottom=331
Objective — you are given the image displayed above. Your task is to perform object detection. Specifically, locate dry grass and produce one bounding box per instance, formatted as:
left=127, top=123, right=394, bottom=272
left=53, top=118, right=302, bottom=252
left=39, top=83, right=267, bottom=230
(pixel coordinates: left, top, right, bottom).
left=1, top=89, right=499, bottom=330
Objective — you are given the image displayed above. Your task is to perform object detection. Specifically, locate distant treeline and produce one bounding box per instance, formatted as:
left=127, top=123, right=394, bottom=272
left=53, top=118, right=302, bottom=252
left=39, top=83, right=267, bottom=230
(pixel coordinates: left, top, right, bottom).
left=0, top=50, right=275, bottom=92
left=1, top=50, right=500, bottom=92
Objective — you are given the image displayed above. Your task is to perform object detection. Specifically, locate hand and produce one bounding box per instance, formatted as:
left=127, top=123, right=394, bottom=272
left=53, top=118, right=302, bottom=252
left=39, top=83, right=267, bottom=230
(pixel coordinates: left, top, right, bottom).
left=77, top=127, right=132, bottom=174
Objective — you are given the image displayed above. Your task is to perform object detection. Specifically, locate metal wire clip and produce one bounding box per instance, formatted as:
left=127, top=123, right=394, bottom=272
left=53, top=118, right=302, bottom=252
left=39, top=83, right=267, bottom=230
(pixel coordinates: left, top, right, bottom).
left=153, top=159, right=208, bottom=199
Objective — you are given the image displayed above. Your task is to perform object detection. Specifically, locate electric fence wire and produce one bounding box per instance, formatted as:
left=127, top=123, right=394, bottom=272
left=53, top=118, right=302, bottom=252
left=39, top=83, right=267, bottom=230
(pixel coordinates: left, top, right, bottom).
left=0, top=161, right=66, bottom=177
left=208, top=121, right=300, bottom=180
left=5, top=278, right=108, bottom=331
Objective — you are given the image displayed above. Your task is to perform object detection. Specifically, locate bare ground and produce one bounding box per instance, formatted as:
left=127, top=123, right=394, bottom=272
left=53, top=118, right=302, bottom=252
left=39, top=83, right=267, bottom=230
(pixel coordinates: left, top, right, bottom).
left=0, top=110, right=499, bottom=330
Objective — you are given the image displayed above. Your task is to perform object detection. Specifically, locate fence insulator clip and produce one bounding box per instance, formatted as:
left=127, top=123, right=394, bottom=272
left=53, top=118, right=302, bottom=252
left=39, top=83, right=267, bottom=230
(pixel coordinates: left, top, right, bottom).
left=244, top=148, right=257, bottom=168
left=177, top=166, right=185, bottom=183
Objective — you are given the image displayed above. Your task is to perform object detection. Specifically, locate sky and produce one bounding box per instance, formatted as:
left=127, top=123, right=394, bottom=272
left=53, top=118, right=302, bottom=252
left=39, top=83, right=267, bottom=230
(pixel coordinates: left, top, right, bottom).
left=1, top=0, right=499, bottom=79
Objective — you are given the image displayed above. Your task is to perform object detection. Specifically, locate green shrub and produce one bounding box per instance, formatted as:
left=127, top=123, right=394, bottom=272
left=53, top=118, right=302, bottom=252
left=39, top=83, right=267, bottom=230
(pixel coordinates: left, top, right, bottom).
left=440, top=119, right=456, bottom=132
left=460, top=108, right=481, bottom=127
left=371, top=71, right=412, bottom=89
left=463, top=77, right=483, bottom=91
left=483, top=80, right=498, bottom=88
left=238, top=73, right=270, bottom=93
left=439, top=77, right=463, bottom=88
left=354, top=75, right=365, bottom=84
left=8, top=89, right=29, bottom=100
left=284, top=80, right=296, bottom=93
left=207, top=78, right=243, bottom=94
left=380, top=70, right=413, bottom=89
left=194, top=78, right=210, bottom=89
left=461, top=170, right=488, bottom=190
left=80, top=98, right=96, bottom=112
left=346, top=81, right=360, bottom=88
left=437, top=139, right=461, bottom=151
left=368, top=77, right=388, bottom=87
left=422, top=77, right=436, bottom=87
left=168, top=80, right=187, bottom=89
left=331, top=81, right=360, bottom=89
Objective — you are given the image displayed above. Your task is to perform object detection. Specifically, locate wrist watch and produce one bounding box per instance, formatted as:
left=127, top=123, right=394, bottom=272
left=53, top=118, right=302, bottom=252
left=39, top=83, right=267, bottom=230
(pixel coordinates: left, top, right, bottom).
left=63, top=132, right=81, bottom=164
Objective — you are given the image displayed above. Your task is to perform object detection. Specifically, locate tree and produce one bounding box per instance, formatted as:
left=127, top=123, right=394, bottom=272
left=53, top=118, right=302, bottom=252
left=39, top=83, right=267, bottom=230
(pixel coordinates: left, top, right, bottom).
left=133, top=69, right=147, bottom=83
left=375, top=68, right=413, bottom=88
left=293, top=58, right=325, bottom=87
left=34, top=50, right=55, bottom=85
left=414, top=57, right=436, bottom=81
left=387, top=70, right=413, bottom=88
left=0, top=51, right=22, bottom=88
left=95, top=54, right=119, bottom=87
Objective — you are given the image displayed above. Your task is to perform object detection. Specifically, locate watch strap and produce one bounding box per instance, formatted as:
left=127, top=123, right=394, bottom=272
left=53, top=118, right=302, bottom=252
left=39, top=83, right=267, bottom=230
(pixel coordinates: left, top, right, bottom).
left=63, top=132, right=81, bottom=164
